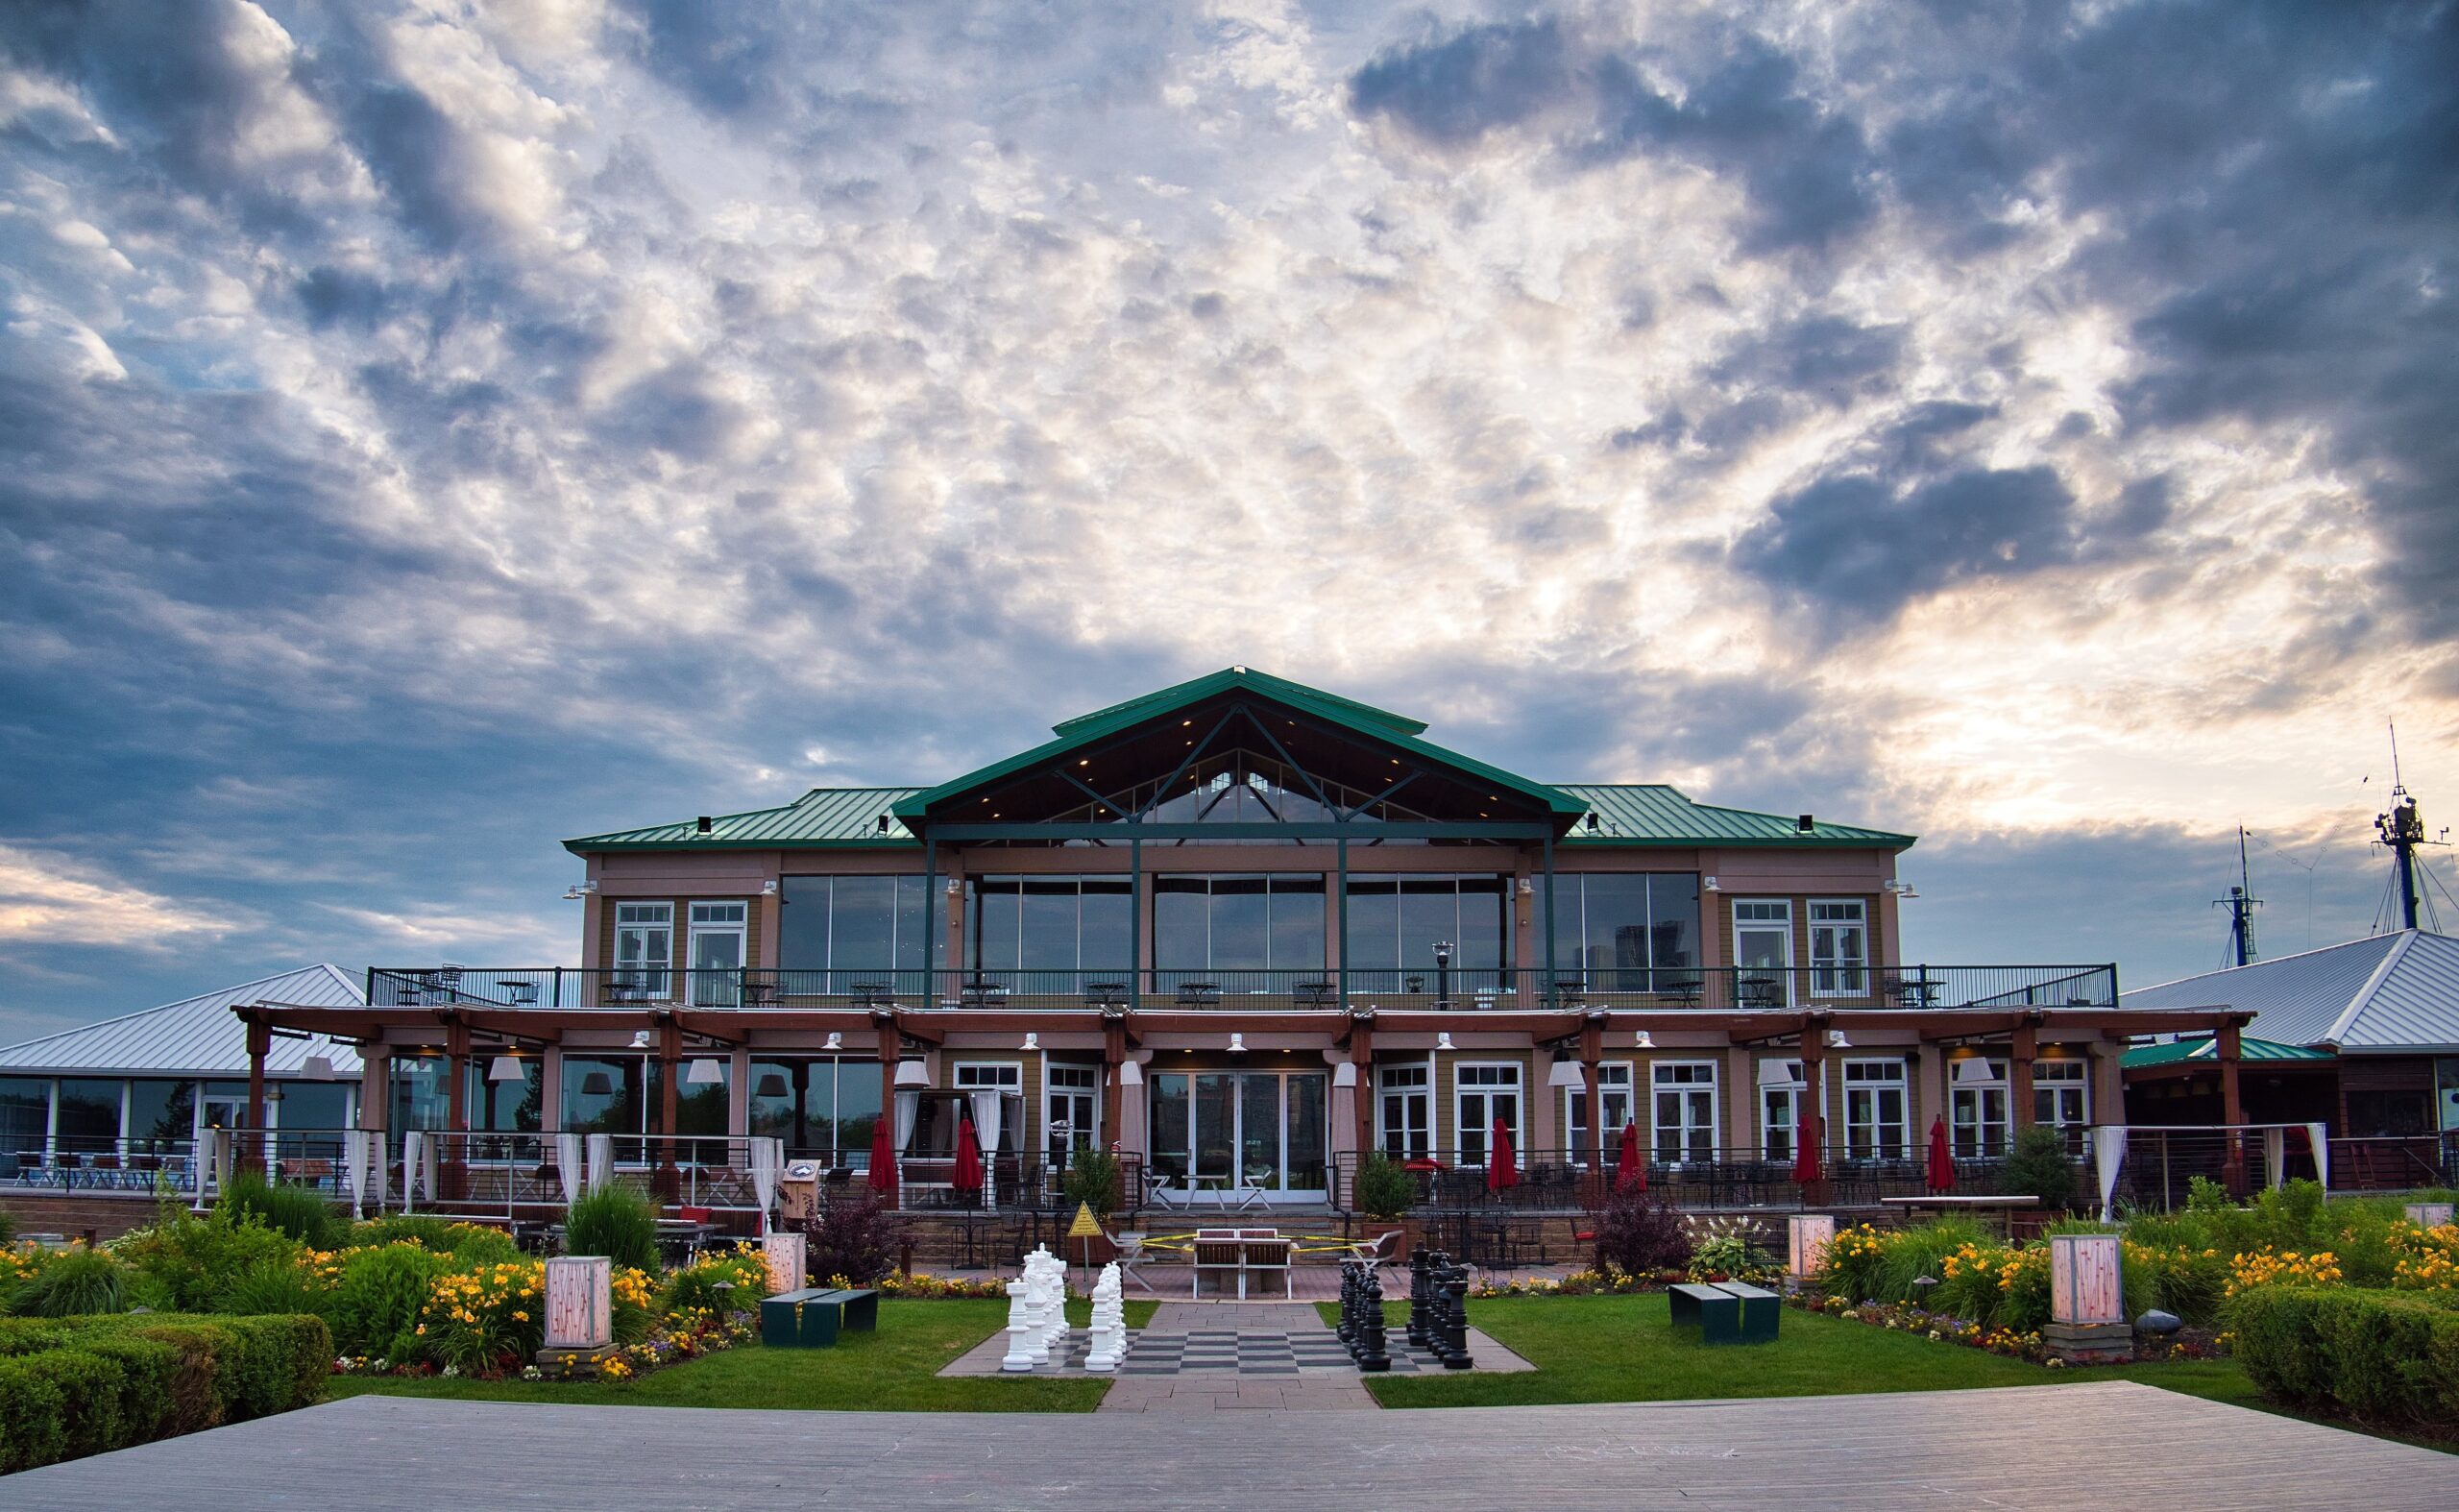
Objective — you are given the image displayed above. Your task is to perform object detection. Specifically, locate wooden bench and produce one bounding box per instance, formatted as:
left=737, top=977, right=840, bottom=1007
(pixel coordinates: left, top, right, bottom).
left=759, top=1286, right=880, bottom=1348
left=1669, top=1280, right=1780, bottom=1345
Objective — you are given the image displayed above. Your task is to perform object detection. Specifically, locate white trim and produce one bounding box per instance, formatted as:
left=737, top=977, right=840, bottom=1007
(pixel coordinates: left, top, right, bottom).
left=1807, top=897, right=1869, bottom=998
left=1451, top=1060, right=1523, bottom=1168
left=1730, top=898, right=1794, bottom=1006
left=1650, top=1059, right=1719, bottom=1162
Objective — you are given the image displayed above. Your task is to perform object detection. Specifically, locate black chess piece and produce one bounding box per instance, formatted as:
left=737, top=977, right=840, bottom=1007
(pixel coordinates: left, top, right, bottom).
left=1356, top=1268, right=1392, bottom=1372
left=1406, top=1245, right=1432, bottom=1349
left=1438, top=1260, right=1474, bottom=1370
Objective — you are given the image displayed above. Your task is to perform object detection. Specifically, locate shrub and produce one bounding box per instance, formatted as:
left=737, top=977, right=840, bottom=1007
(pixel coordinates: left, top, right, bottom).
left=0, top=1207, right=14, bottom=1246
left=216, top=1172, right=345, bottom=1249
left=800, top=1192, right=908, bottom=1285
left=418, top=1259, right=547, bottom=1375
left=563, top=1186, right=662, bottom=1273
left=1589, top=1192, right=1692, bottom=1279
left=13, top=1248, right=129, bottom=1317
left=327, top=1242, right=455, bottom=1359
left=112, top=1203, right=303, bottom=1312
left=1353, top=1152, right=1419, bottom=1221
left=1998, top=1126, right=2081, bottom=1212
left=0, top=1314, right=329, bottom=1474
left=351, top=1215, right=521, bottom=1262
left=2228, top=1285, right=2459, bottom=1428
left=212, top=1256, right=331, bottom=1318
left=660, top=1246, right=772, bottom=1319
left=1059, top=1150, right=1123, bottom=1218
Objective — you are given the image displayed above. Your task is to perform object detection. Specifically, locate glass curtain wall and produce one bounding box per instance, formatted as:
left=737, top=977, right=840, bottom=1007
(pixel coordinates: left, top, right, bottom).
left=747, top=1056, right=883, bottom=1160
left=464, top=1061, right=545, bottom=1133
left=1344, top=874, right=1509, bottom=991
left=0, top=1077, right=47, bottom=1160
left=1545, top=873, right=1701, bottom=992
left=967, top=875, right=1132, bottom=990
left=1155, top=875, right=1325, bottom=989
left=778, top=875, right=937, bottom=992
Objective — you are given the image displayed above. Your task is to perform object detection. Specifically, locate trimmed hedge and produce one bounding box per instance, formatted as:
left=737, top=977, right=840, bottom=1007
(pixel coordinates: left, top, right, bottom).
left=2227, top=1286, right=2459, bottom=1430
left=0, top=1313, right=329, bottom=1475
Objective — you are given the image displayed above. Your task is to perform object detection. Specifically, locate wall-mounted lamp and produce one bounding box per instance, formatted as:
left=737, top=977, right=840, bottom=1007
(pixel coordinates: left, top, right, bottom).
left=629, top=1030, right=652, bottom=1050
left=1517, top=878, right=1534, bottom=896
left=823, top=1031, right=843, bottom=1052
left=1632, top=1030, right=1655, bottom=1050
left=686, top=1058, right=724, bottom=1085
left=1228, top=1033, right=1247, bottom=1054
left=1331, top=1061, right=1358, bottom=1088
left=1702, top=876, right=1720, bottom=891
left=1828, top=1030, right=1852, bottom=1049
left=761, top=880, right=779, bottom=896
left=1021, top=1032, right=1039, bottom=1052
left=488, top=1055, right=523, bottom=1083
left=1884, top=879, right=1918, bottom=897
left=1118, top=1061, right=1144, bottom=1086
left=945, top=879, right=962, bottom=897
left=1435, top=1032, right=1455, bottom=1052
left=563, top=880, right=597, bottom=900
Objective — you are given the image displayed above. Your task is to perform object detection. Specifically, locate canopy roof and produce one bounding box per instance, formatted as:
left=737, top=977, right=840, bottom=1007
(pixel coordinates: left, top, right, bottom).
left=2121, top=930, right=2459, bottom=1053
left=0, top=965, right=366, bottom=1078
left=2121, top=1036, right=2335, bottom=1069
left=569, top=670, right=1915, bottom=853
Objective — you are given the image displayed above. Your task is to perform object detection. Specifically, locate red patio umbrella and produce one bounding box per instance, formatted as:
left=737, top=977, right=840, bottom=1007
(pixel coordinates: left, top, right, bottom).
left=866, top=1116, right=898, bottom=1205
left=1925, top=1113, right=1957, bottom=1194
left=1486, top=1117, right=1520, bottom=1194
left=951, top=1113, right=985, bottom=1197
left=1614, top=1120, right=1647, bottom=1194
left=1791, top=1103, right=1822, bottom=1184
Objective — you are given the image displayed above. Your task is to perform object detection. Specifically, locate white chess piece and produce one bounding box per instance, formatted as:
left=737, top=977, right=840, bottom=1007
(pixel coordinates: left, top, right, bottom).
left=1084, top=1261, right=1126, bottom=1373
left=999, top=1275, right=1037, bottom=1372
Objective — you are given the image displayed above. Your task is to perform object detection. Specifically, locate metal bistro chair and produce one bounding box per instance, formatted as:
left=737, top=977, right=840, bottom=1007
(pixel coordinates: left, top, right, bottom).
left=1175, top=981, right=1222, bottom=1010
left=1292, top=980, right=1337, bottom=1009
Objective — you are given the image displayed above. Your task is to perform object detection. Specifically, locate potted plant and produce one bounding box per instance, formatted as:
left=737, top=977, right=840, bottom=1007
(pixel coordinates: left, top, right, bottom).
left=1353, top=1151, right=1418, bottom=1251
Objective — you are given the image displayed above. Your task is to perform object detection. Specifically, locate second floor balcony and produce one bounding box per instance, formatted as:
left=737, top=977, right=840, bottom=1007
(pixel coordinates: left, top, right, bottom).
left=366, top=963, right=2120, bottom=1014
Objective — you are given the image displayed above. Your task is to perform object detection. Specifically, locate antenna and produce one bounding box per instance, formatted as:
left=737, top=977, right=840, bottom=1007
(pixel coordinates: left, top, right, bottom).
left=2213, top=825, right=2262, bottom=966
left=2374, top=720, right=2442, bottom=933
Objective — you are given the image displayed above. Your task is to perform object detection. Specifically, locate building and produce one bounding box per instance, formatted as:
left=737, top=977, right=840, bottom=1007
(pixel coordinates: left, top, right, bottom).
left=2121, top=930, right=2459, bottom=1187
left=223, top=668, right=2230, bottom=1218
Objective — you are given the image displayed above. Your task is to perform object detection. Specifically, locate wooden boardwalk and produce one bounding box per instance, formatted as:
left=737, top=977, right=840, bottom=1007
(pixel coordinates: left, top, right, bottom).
left=12, top=1381, right=2455, bottom=1508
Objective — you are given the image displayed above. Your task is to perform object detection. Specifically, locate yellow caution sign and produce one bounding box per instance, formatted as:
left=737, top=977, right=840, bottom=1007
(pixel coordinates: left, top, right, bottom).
left=1066, top=1202, right=1104, bottom=1240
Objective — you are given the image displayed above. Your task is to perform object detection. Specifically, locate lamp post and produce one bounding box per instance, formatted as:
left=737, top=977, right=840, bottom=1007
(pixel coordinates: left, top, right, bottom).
left=1433, top=940, right=1454, bottom=1010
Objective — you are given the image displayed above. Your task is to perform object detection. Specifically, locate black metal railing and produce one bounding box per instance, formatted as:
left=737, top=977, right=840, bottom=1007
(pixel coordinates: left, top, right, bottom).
left=368, top=963, right=2119, bottom=1012
left=1326, top=1146, right=2007, bottom=1212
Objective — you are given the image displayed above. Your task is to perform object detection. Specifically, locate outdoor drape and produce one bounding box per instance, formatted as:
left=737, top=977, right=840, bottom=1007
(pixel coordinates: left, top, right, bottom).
left=2093, top=1126, right=2128, bottom=1220
left=557, top=1133, right=585, bottom=1204
left=205, top=1128, right=231, bottom=1195
left=342, top=1128, right=365, bottom=1216
left=952, top=1114, right=985, bottom=1194
left=2264, top=1128, right=2286, bottom=1189
left=586, top=1133, right=614, bottom=1193
left=1791, top=1105, right=1821, bottom=1184
left=969, top=1090, right=1002, bottom=1207
left=866, top=1118, right=898, bottom=1202
left=1486, top=1118, right=1519, bottom=1193
left=1925, top=1115, right=1956, bottom=1194
left=749, top=1136, right=782, bottom=1235
left=1615, top=1121, right=1646, bottom=1194
left=365, top=1131, right=386, bottom=1207
left=894, top=1089, right=919, bottom=1152
left=2307, top=1122, right=2329, bottom=1190
left=402, top=1130, right=437, bottom=1212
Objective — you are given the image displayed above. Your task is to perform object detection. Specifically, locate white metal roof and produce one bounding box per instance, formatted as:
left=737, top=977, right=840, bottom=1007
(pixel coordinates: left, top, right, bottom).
left=2120, top=930, right=2459, bottom=1052
left=0, top=965, right=366, bottom=1078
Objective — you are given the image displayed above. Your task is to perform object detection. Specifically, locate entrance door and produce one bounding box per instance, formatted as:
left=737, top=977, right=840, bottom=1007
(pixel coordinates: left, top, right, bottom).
left=1153, top=1070, right=1327, bottom=1201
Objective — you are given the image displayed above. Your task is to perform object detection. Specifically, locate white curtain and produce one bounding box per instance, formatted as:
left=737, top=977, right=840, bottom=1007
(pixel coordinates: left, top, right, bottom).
left=557, top=1133, right=585, bottom=1205
left=343, top=1130, right=367, bottom=1217
left=402, top=1131, right=434, bottom=1213
left=366, top=1132, right=387, bottom=1207
left=970, top=1091, right=1002, bottom=1207
left=2092, top=1126, right=2128, bottom=1221
left=2264, top=1128, right=2287, bottom=1190
left=586, top=1133, right=614, bottom=1193
left=2307, top=1121, right=2330, bottom=1191
left=206, top=1128, right=231, bottom=1197
left=894, top=1090, right=919, bottom=1152
left=750, top=1136, right=782, bottom=1236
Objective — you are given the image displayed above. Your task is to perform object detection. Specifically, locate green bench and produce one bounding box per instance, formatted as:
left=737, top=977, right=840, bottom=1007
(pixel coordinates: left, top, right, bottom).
left=1668, top=1280, right=1779, bottom=1345
left=759, top=1287, right=881, bottom=1349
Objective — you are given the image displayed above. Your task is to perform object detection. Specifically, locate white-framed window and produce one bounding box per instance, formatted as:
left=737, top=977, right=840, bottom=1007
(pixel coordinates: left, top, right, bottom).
left=1453, top=1062, right=1522, bottom=1168
left=687, top=901, right=747, bottom=1005
left=1732, top=900, right=1793, bottom=1007
left=1379, top=1063, right=1430, bottom=1159
left=954, top=1061, right=1025, bottom=1150
left=1760, top=1060, right=1805, bottom=1161
left=1951, top=1058, right=2009, bottom=1158
left=1046, top=1063, right=1099, bottom=1158
left=2033, top=1059, right=2090, bottom=1149
left=1563, top=1061, right=1635, bottom=1159
left=1652, top=1061, right=1718, bottom=1163
left=1808, top=900, right=1867, bottom=996
left=1843, top=1059, right=1910, bottom=1159
left=614, top=903, right=673, bottom=997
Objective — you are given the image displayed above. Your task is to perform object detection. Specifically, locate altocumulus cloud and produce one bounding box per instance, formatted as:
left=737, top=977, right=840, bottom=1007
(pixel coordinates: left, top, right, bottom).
left=0, top=0, right=2452, bottom=1031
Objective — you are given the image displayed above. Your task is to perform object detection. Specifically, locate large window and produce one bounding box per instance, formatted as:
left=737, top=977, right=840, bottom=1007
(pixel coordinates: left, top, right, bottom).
left=1759, top=1060, right=1805, bottom=1162
left=126, top=1080, right=196, bottom=1149
left=1545, top=874, right=1701, bottom=991
left=466, top=1061, right=544, bottom=1133
left=1454, top=1063, right=1522, bottom=1168
left=391, top=1056, right=452, bottom=1133
left=966, top=874, right=1132, bottom=987
left=1346, top=874, right=1509, bottom=987
left=1843, top=1060, right=1910, bottom=1159
left=1952, top=1059, right=2009, bottom=1158
left=779, top=876, right=935, bottom=987
left=1653, top=1061, right=1717, bottom=1163
left=1732, top=900, right=1793, bottom=1006
left=1563, top=1061, right=1635, bottom=1159
left=1156, top=874, right=1324, bottom=983
left=1809, top=900, right=1867, bottom=996
left=556, top=1057, right=726, bottom=1139
left=614, top=903, right=673, bottom=996
left=2033, top=1059, right=2089, bottom=1151
left=55, top=1079, right=121, bottom=1154
left=688, top=901, right=746, bottom=1005
left=1047, top=1064, right=1100, bottom=1159
left=748, top=1056, right=880, bottom=1158
left=0, top=1077, right=48, bottom=1159
left=1379, top=1063, right=1430, bottom=1159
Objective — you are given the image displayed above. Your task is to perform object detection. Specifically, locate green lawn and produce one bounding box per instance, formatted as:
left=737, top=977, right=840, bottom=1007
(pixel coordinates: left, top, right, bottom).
left=330, top=1298, right=1156, bottom=1414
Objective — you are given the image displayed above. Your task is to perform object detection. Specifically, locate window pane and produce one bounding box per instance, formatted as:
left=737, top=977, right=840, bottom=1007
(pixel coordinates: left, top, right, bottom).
left=1150, top=1073, right=1189, bottom=1181
left=1020, top=877, right=1080, bottom=974
left=1456, top=876, right=1506, bottom=972
left=832, top=876, right=897, bottom=973
left=674, top=1061, right=728, bottom=1137
left=126, top=1080, right=195, bottom=1147
left=466, top=1061, right=541, bottom=1132
left=1155, top=876, right=1209, bottom=972
left=834, top=1061, right=880, bottom=1158
left=55, top=1079, right=120, bottom=1149
left=280, top=1082, right=352, bottom=1134
left=0, top=1077, right=48, bottom=1158
left=1209, top=875, right=1269, bottom=972
left=1268, top=876, right=1326, bottom=972
left=1582, top=874, right=1650, bottom=989
left=1344, top=878, right=1398, bottom=973
left=779, top=877, right=831, bottom=971
left=1398, top=876, right=1457, bottom=976
left=561, top=1057, right=645, bottom=1136
left=971, top=877, right=1021, bottom=972
left=894, top=875, right=932, bottom=971
left=1081, top=877, right=1132, bottom=971
left=1647, top=875, right=1700, bottom=972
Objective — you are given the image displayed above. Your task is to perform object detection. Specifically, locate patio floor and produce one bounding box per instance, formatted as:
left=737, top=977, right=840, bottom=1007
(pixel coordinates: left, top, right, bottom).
left=13, top=1382, right=2456, bottom=1509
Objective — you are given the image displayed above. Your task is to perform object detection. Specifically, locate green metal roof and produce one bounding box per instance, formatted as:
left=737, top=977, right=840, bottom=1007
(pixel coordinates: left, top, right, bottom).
left=2120, top=1036, right=2335, bottom=1069
left=1556, top=784, right=1913, bottom=848
left=567, top=787, right=925, bottom=852
left=890, top=667, right=1589, bottom=822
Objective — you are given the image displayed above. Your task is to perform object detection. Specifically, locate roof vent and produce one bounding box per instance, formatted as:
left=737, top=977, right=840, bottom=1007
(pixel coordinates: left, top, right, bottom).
left=695, top=816, right=713, bottom=834
left=1796, top=814, right=1814, bottom=832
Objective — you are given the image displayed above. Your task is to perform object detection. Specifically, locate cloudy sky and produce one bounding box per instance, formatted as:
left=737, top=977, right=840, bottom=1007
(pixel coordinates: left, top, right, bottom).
left=3, top=0, right=2455, bottom=1042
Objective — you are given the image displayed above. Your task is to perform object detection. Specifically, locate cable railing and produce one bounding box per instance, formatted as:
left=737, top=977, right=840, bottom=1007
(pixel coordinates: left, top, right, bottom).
left=1323, top=1147, right=2009, bottom=1213
left=367, top=963, right=2121, bottom=1012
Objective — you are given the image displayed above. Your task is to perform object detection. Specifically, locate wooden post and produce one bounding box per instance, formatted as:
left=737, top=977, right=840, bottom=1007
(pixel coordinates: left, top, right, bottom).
left=656, top=1016, right=682, bottom=1202
left=2010, top=1020, right=2037, bottom=1135
left=1800, top=1018, right=1828, bottom=1203
left=443, top=1018, right=471, bottom=1201
left=2218, top=1018, right=2247, bottom=1195
left=1351, top=1016, right=1376, bottom=1159
left=1580, top=1015, right=1604, bottom=1169
left=1101, top=1015, right=1126, bottom=1154
left=243, top=1013, right=270, bottom=1178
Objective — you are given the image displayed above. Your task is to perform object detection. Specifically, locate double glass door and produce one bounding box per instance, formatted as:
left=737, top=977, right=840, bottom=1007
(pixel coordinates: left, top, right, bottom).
left=1150, top=1070, right=1327, bottom=1200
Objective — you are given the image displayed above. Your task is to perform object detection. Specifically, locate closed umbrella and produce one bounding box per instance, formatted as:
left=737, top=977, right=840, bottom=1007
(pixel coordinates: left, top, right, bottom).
left=1614, top=1120, right=1647, bottom=1194
left=1925, top=1113, right=1956, bottom=1194
left=1791, top=1102, right=1822, bottom=1184
left=952, top=1113, right=985, bottom=1200
left=866, top=1116, right=899, bottom=1205
left=1486, top=1117, right=1520, bottom=1194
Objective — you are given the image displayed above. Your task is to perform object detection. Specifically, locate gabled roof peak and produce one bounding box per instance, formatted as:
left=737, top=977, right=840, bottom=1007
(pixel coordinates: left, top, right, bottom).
left=1050, top=668, right=1428, bottom=739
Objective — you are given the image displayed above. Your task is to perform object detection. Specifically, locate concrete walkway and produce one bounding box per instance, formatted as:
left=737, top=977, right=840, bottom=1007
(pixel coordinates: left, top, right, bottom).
left=1098, top=1303, right=1378, bottom=1412
left=13, top=1382, right=2457, bottom=1509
